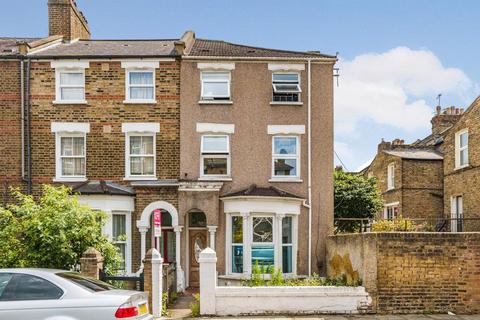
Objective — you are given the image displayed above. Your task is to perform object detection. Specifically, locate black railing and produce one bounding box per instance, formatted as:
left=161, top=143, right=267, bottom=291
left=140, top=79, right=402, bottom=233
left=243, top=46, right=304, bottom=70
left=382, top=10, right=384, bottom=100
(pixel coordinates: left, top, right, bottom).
left=100, top=270, right=144, bottom=291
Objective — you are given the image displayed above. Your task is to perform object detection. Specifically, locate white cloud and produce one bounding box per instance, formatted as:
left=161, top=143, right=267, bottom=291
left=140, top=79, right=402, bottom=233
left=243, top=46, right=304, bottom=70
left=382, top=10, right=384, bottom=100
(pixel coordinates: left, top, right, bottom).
left=334, top=47, right=474, bottom=134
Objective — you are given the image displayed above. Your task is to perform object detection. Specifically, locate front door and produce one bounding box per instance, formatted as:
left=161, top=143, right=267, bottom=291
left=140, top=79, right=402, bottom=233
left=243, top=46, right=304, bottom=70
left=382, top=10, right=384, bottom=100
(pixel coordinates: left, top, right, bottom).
left=189, top=229, right=207, bottom=287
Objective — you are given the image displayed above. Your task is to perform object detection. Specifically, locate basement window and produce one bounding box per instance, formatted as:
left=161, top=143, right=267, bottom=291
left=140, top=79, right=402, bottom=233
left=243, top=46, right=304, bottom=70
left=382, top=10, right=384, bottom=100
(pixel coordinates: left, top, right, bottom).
left=272, top=73, right=301, bottom=102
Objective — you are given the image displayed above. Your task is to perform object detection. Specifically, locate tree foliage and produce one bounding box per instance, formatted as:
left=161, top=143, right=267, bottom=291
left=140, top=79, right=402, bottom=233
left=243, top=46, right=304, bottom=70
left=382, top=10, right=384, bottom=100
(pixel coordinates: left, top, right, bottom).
left=0, top=185, right=119, bottom=272
left=334, top=170, right=383, bottom=232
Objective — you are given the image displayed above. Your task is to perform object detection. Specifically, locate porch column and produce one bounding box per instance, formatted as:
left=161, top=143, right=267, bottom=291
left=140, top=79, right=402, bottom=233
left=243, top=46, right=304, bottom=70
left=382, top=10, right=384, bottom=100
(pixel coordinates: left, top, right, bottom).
left=173, top=225, right=184, bottom=291
left=139, top=226, right=149, bottom=268
left=241, top=212, right=251, bottom=276
left=207, top=226, right=217, bottom=250
left=275, top=214, right=285, bottom=272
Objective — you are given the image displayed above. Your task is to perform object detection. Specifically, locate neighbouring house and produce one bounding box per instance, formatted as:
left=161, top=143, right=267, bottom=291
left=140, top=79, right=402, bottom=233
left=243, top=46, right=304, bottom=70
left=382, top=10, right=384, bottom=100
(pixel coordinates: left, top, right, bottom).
left=178, top=32, right=336, bottom=285
left=442, top=97, right=480, bottom=232
left=0, top=0, right=337, bottom=291
left=363, top=106, right=463, bottom=223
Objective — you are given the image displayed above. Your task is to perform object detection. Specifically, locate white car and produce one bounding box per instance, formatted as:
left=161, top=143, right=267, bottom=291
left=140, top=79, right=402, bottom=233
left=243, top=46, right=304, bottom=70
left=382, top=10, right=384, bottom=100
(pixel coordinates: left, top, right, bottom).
left=0, top=269, right=152, bottom=320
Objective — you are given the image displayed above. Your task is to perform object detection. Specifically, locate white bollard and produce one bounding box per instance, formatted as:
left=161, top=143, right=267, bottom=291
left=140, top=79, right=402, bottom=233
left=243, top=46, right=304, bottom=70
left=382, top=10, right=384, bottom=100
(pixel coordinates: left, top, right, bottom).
left=150, top=248, right=164, bottom=318
left=198, top=247, right=217, bottom=315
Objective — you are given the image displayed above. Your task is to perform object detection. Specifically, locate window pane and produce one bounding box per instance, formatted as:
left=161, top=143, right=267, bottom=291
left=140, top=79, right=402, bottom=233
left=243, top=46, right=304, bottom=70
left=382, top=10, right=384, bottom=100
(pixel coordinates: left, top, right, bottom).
left=130, top=157, right=142, bottom=175
left=273, top=74, right=299, bottom=82
left=232, top=216, right=243, bottom=243
left=202, top=72, right=229, bottom=81
left=60, top=72, right=83, bottom=85
left=1, top=274, right=63, bottom=301
left=189, top=211, right=207, bottom=228
left=202, top=82, right=229, bottom=97
left=130, top=87, right=154, bottom=100
left=72, top=137, right=84, bottom=156
left=202, top=136, right=228, bottom=153
left=460, top=133, right=468, bottom=148
left=61, top=158, right=74, bottom=176
left=61, top=88, right=84, bottom=100
left=274, top=158, right=297, bottom=176
left=61, top=137, right=73, bottom=156
left=129, top=72, right=153, bottom=85
left=56, top=272, right=115, bottom=292
left=0, top=273, right=13, bottom=298
left=130, top=137, right=142, bottom=155
left=142, top=157, right=154, bottom=175
left=167, top=231, right=176, bottom=262
left=252, top=244, right=274, bottom=270
left=130, top=136, right=153, bottom=155
left=252, top=217, right=273, bottom=243
left=112, top=214, right=126, bottom=240
left=274, top=137, right=297, bottom=155
left=141, top=136, right=154, bottom=155
left=161, top=210, right=172, bottom=227
left=282, top=246, right=292, bottom=273
left=232, top=245, right=243, bottom=273
left=73, top=158, right=85, bottom=176
left=460, top=149, right=468, bottom=166
left=282, top=217, right=292, bottom=244
left=273, top=84, right=301, bottom=93
left=203, top=157, right=228, bottom=175
left=115, top=243, right=126, bottom=271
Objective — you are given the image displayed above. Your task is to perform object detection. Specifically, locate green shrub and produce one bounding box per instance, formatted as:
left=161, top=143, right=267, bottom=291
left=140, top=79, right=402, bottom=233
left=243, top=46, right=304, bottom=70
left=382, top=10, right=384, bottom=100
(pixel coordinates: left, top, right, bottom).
left=189, top=293, right=200, bottom=317
left=162, top=292, right=169, bottom=317
left=371, top=216, right=414, bottom=232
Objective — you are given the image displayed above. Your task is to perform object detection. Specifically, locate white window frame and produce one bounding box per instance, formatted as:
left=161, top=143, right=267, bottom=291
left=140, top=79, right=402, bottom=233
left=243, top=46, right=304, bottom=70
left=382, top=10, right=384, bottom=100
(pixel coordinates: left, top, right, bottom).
left=226, top=212, right=298, bottom=276
left=54, top=132, right=87, bottom=182
left=124, top=69, right=156, bottom=104
left=455, top=129, right=469, bottom=169
left=124, top=132, right=157, bottom=180
left=271, top=135, right=300, bottom=180
left=200, top=134, right=231, bottom=179
left=387, top=162, right=395, bottom=190
left=200, top=71, right=231, bottom=101
left=103, top=211, right=132, bottom=275
left=272, top=72, right=301, bottom=102
left=54, top=68, right=87, bottom=104
left=450, top=195, right=463, bottom=233
left=383, top=202, right=400, bottom=220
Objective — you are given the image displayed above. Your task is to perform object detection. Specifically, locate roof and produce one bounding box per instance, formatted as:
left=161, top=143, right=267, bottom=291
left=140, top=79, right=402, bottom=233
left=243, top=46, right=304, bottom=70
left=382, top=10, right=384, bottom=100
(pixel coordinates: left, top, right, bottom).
left=383, top=149, right=443, bottom=160
left=72, top=180, right=135, bottom=196
left=221, top=184, right=302, bottom=199
left=30, top=39, right=179, bottom=58
left=188, top=39, right=336, bottom=59
left=0, top=37, right=39, bottom=56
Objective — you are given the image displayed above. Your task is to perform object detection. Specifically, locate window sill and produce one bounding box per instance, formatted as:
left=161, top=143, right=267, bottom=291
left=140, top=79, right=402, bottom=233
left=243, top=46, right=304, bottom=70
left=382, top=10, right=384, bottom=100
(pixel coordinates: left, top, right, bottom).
left=199, top=177, right=232, bottom=182
left=198, top=100, right=233, bottom=105
left=269, top=178, right=303, bottom=183
left=53, top=100, right=88, bottom=105
left=53, top=177, right=88, bottom=183
left=386, top=187, right=395, bottom=191
left=123, top=176, right=158, bottom=181
left=454, top=164, right=470, bottom=171
left=270, top=101, right=303, bottom=106
left=123, top=100, right=157, bottom=105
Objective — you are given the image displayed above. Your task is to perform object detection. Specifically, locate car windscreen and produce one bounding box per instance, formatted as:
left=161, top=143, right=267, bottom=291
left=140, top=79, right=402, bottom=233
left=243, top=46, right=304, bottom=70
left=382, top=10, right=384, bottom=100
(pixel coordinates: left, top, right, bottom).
left=56, top=272, right=116, bottom=292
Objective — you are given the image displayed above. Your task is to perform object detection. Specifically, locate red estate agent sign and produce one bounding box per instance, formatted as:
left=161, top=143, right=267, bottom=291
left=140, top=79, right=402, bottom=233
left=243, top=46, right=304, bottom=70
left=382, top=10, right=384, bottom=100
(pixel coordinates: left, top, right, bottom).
left=153, top=209, right=162, bottom=238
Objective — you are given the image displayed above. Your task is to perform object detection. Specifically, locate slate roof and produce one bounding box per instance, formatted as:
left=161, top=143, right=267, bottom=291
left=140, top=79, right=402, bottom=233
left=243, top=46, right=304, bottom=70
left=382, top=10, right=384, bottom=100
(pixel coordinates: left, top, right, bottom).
left=221, top=184, right=302, bottom=199
left=72, top=180, right=135, bottom=196
left=30, top=39, right=179, bottom=58
left=188, top=39, right=336, bottom=59
left=0, top=37, right=39, bottom=56
left=383, top=149, right=443, bottom=160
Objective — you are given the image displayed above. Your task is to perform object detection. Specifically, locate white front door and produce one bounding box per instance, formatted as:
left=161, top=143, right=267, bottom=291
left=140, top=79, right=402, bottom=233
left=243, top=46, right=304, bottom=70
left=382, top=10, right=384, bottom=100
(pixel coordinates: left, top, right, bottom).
left=451, top=196, right=463, bottom=232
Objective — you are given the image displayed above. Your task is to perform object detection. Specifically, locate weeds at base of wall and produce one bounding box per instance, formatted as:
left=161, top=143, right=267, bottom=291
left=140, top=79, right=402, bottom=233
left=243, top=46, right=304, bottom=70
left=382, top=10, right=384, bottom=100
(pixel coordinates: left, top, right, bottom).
left=189, top=293, right=200, bottom=317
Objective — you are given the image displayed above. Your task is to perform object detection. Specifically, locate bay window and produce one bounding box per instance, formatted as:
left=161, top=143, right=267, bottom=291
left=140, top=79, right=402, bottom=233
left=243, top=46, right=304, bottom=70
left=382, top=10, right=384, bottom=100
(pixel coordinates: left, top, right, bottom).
left=272, top=136, right=300, bottom=178
left=103, top=211, right=132, bottom=275
left=200, top=135, right=230, bottom=178
left=201, top=72, right=230, bottom=100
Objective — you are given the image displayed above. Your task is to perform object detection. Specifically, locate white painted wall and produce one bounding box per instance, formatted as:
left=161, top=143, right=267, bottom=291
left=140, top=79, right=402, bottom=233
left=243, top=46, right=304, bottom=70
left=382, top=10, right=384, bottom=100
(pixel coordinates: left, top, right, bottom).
left=199, top=248, right=372, bottom=316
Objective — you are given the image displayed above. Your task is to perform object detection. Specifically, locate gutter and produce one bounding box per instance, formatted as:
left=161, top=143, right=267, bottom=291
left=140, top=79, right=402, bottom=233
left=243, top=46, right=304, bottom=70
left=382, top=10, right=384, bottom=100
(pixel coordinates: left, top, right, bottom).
left=20, top=59, right=25, bottom=179
left=25, top=58, right=32, bottom=194
left=183, top=56, right=337, bottom=62
left=307, top=59, right=312, bottom=277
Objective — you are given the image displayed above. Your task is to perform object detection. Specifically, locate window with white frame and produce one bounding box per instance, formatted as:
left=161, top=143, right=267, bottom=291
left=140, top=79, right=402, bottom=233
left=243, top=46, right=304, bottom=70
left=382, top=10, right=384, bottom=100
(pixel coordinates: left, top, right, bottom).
left=384, top=203, right=399, bottom=220
left=56, top=69, right=86, bottom=103
left=55, top=133, right=86, bottom=180
left=272, top=136, right=299, bottom=178
left=455, top=129, right=469, bottom=169
left=112, top=213, right=128, bottom=272
left=251, top=216, right=274, bottom=270
left=125, top=70, right=155, bottom=102
left=126, top=134, right=155, bottom=178
left=201, top=72, right=231, bottom=100
left=272, top=73, right=301, bottom=102
left=387, top=163, right=395, bottom=190
left=282, top=217, right=293, bottom=273
left=200, top=135, right=230, bottom=177
left=231, top=215, right=243, bottom=273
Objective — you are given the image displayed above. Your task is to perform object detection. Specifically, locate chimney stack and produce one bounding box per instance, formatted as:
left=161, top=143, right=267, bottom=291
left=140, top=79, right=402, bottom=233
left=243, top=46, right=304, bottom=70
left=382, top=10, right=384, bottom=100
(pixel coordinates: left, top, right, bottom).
left=48, top=0, right=90, bottom=41
left=431, top=106, right=464, bottom=135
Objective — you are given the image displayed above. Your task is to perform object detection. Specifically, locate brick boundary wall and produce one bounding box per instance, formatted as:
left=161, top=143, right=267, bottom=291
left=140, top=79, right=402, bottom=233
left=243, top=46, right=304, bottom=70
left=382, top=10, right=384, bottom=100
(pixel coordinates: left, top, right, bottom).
left=326, top=232, right=480, bottom=314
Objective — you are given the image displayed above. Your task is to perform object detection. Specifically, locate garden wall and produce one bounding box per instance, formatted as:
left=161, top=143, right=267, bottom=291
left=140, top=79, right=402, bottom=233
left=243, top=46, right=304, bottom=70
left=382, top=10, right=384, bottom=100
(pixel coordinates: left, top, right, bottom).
left=326, top=232, right=480, bottom=314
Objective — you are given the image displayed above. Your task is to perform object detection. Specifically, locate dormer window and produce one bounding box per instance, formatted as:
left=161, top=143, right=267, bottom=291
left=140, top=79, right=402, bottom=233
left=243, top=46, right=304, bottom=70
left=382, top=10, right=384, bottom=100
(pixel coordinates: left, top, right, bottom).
left=272, top=73, right=301, bottom=102
left=201, top=72, right=231, bottom=100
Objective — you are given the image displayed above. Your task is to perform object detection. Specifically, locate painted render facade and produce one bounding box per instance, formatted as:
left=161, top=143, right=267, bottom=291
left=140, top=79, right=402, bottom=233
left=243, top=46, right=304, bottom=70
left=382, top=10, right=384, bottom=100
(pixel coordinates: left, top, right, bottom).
left=0, top=0, right=337, bottom=291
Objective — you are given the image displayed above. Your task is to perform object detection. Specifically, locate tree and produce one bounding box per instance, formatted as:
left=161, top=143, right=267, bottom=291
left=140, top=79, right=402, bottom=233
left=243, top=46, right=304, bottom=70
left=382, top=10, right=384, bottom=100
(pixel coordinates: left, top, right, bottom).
left=334, top=170, right=383, bottom=232
left=0, top=185, right=119, bottom=272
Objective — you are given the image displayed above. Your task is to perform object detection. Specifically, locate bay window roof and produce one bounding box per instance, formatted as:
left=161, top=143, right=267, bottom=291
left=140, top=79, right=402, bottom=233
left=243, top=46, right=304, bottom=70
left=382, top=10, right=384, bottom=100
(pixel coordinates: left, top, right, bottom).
left=221, top=184, right=302, bottom=199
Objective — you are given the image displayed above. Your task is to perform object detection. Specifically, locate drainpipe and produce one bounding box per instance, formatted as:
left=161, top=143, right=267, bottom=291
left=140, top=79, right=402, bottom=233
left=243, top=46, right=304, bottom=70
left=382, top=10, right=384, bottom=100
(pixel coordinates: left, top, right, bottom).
left=20, top=59, right=25, bottom=179
left=307, top=59, right=312, bottom=277
left=26, top=58, right=32, bottom=194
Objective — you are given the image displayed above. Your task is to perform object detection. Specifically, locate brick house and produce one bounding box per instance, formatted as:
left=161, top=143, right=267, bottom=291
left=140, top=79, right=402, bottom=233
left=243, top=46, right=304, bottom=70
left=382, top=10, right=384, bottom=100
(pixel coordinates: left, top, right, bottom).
left=364, top=106, right=463, bottom=223
left=0, top=0, right=336, bottom=291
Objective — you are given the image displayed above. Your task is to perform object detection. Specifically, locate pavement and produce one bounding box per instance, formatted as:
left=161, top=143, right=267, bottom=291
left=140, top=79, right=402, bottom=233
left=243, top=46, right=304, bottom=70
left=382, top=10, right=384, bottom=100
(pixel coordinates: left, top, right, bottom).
left=191, top=316, right=480, bottom=319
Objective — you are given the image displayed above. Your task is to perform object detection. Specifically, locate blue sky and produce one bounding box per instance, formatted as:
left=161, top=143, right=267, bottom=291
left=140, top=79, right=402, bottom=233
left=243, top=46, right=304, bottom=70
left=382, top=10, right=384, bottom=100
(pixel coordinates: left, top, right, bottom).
left=2, top=0, right=479, bottom=171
